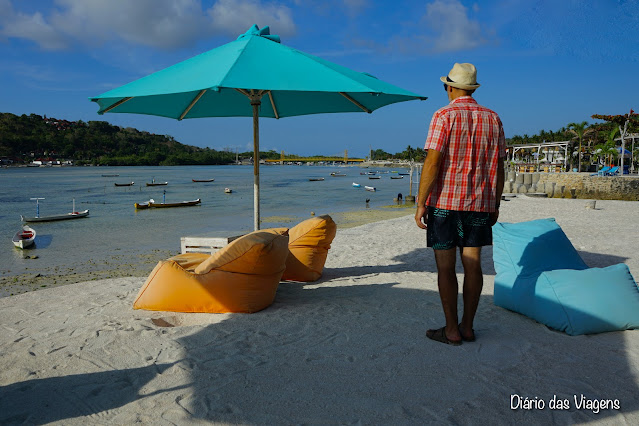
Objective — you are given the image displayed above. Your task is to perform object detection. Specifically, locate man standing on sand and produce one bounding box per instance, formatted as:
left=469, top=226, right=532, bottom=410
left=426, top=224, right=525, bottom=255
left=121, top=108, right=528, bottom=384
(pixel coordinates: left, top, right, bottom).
left=415, top=63, right=506, bottom=346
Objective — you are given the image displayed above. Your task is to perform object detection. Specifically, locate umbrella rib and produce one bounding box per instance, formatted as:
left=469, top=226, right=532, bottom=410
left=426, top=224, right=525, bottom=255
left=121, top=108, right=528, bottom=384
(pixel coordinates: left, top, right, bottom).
left=235, top=88, right=250, bottom=97
left=102, top=97, right=133, bottom=113
left=179, top=89, right=207, bottom=120
left=339, top=92, right=372, bottom=113
left=267, top=91, right=280, bottom=119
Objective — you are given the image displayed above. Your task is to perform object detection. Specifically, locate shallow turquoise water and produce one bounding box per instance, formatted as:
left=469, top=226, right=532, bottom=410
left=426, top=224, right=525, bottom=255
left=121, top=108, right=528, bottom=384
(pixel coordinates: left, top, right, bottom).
left=1, top=164, right=413, bottom=277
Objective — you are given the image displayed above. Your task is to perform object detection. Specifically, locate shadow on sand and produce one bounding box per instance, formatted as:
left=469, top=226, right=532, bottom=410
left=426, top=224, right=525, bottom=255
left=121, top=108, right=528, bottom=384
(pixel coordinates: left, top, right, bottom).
left=0, top=247, right=636, bottom=424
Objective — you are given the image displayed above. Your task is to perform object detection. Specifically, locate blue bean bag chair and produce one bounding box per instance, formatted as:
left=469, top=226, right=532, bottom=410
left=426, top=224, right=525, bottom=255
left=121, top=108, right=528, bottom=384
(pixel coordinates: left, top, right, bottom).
left=493, top=218, right=639, bottom=335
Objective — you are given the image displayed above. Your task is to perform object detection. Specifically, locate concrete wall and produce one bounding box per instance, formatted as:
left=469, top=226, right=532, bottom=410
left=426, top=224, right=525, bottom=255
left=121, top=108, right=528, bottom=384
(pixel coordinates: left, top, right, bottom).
left=503, top=172, right=639, bottom=201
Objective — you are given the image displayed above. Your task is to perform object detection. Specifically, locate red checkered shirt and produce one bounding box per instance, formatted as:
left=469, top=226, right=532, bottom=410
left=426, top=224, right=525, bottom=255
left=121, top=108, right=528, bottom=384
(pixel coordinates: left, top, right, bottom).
left=424, top=96, right=506, bottom=212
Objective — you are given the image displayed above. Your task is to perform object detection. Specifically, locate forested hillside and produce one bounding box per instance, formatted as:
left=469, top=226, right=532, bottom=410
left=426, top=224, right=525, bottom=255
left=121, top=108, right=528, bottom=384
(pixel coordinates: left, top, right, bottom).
left=0, top=112, right=245, bottom=166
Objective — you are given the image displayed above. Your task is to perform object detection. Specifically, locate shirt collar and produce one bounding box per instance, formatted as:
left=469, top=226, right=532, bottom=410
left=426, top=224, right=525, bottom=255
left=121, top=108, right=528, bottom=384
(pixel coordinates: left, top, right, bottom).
left=450, top=96, right=476, bottom=105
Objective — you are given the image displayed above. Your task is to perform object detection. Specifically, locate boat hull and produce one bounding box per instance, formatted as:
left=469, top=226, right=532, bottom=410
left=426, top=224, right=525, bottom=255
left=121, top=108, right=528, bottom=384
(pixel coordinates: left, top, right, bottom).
left=152, top=199, right=201, bottom=208
left=21, top=210, right=90, bottom=222
left=12, top=226, right=36, bottom=249
left=135, top=199, right=201, bottom=209
left=192, top=179, right=215, bottom=182
left=146, top=182, right=168, bottom=186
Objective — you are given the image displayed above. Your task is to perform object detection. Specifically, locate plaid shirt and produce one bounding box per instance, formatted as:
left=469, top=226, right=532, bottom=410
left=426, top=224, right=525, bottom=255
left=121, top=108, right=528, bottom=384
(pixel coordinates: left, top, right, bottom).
left=424, top=96, right=506, bottom=212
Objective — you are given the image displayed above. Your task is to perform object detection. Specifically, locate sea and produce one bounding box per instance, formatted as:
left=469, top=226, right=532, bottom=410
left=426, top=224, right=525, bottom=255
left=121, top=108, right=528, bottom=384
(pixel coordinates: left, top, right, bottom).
left=1, top=164, right=415, bottom=279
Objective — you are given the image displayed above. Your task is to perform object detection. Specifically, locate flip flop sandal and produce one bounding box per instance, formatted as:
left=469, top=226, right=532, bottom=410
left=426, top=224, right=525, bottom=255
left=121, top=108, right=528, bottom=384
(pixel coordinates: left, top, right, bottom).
left=458, top=324, right=476, bottom=342
left=426, top=327, right=462, bottom=346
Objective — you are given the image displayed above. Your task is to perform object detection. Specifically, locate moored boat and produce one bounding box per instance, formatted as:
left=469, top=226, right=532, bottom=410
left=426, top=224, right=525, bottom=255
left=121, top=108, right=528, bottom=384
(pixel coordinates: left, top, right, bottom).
left=224, top=188, right=233, bottom=193
left=134, top=200, right=152, bottom=209
left=12, top=225, right=36, bottom=249
left=368, top=176, right=381, bottom=180
left=21, top=198, right=90, bottom=222
left=146, top=181, right=168, bottom=186
left=352, top=182, right=361, bottom=188
left=390, top=176, right=403, bottom=179
left=135, top=198, right=201, bottom=209
left=151, top=199, right=201, bottom=208
left=309, top=178, right=325, bottom=181
left=192, top=179, right=215, bottom=182
left=330, top=172, right=346, bottom=177
left=115, top=182, right=135, bottom=186
left=365, top=186, right=376, bottom=192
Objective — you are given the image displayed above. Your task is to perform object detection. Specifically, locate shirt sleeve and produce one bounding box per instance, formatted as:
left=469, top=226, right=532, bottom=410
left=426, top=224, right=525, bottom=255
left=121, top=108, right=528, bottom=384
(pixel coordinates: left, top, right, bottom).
left=424, top=110, right=448, bottom=153
left=497, top=117, right=507, bottom=158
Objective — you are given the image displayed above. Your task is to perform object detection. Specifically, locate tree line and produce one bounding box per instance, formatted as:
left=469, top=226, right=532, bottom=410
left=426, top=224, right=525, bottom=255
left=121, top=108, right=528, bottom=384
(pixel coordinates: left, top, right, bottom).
left=0, top=112, right=281, bottom=166
left=2, top=111, right=636, bottom=169
left=371, top=112, right=638, bottom=172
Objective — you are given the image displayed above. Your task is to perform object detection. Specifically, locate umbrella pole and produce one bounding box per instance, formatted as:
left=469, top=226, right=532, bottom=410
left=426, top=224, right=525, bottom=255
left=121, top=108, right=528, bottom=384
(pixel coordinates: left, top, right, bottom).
left=251, top=96, right=261, bottom=231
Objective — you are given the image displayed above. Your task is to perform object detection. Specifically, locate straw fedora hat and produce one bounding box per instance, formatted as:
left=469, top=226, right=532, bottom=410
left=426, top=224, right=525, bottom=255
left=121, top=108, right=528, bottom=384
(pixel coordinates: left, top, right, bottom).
left=440, top=63, right=480, bottom=90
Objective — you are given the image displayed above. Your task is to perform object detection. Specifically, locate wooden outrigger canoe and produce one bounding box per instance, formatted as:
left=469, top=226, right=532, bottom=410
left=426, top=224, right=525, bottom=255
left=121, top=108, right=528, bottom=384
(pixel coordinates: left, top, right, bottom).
left=135, top=198, right=201, bottom=209
left=21, top=210, right=90, bottom=222
left=21, top=198, right=89, bottom=222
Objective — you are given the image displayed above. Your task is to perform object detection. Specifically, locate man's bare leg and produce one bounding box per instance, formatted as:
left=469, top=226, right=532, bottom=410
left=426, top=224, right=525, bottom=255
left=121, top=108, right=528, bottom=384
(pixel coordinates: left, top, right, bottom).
left=432, top=248, right=461, bottom=342
left=459, top=246, right=483, bottom=340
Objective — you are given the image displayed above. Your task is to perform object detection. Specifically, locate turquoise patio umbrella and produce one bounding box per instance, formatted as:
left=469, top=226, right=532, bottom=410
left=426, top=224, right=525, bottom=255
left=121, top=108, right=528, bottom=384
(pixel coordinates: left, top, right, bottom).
left=91, top=25, right=427, bottom=230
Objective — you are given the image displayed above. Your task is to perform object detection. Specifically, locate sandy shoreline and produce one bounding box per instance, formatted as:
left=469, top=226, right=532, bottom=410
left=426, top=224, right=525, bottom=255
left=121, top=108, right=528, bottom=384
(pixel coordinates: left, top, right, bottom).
left=1, top=195, right=638, bottom=424
left=0, top=205, right=414, bottom=297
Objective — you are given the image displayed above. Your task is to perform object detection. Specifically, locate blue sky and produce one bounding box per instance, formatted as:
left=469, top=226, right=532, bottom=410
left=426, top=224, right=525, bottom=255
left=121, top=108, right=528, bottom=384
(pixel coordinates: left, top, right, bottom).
left=1, top=0, right=638, bottom=157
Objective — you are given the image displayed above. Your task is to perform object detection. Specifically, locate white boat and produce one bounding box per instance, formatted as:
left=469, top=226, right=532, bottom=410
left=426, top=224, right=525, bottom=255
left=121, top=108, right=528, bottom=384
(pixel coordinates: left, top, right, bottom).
left=330, top=172, right=346, bottom=177
left=224, top=188, right=233, bottom=193
left=12, top=225, right=36, bottom=249
left=21, top=198, right=90, bottom=223
left=352, top=182, right=361, bottom=187
left=365, top=186, right=376, bottom=192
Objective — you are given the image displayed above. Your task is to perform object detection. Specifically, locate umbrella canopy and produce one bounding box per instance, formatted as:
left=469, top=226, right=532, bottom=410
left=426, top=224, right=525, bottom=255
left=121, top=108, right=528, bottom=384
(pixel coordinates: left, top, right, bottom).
left=91, top=25, right=427, bottom=230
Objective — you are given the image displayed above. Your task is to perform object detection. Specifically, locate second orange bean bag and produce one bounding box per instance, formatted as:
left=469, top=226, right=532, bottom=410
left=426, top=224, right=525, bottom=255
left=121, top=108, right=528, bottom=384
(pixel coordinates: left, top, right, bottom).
left=282, top=215, right=337, bottom=282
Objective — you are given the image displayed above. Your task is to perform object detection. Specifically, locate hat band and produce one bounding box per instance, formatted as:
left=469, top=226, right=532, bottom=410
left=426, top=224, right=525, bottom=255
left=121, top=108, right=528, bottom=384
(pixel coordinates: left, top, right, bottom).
left=446, top=76, right=478, bottom=86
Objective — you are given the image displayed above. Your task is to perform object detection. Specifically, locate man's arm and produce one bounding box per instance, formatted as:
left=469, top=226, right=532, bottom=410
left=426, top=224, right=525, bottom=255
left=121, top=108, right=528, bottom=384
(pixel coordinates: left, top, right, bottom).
left=490, top=158, right=505, bottom=226
left=415, top=149, right=443, bottom=229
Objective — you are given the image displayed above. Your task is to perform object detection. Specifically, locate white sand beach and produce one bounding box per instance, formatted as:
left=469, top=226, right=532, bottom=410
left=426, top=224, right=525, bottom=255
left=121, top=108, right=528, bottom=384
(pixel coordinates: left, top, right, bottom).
left=1, top=195, right=638, bottom=424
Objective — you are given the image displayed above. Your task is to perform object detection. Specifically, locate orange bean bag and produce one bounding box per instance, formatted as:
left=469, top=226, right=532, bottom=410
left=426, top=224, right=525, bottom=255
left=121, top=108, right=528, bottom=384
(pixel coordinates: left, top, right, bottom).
left=133, top=228, right=289, bottom=313
left=282, top=215, right=337, bottom=282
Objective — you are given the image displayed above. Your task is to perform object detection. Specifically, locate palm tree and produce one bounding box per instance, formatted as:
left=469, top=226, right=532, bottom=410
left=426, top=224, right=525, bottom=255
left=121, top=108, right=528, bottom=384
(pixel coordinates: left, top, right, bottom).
left=567, top=121, right=594, bottom=172
left=592, top=127, right=620, bottom=168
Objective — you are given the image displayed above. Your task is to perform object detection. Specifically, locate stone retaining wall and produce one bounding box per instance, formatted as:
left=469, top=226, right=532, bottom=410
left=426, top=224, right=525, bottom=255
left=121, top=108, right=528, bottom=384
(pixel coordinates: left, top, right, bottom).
left=503, top=172, right=639, bottom=201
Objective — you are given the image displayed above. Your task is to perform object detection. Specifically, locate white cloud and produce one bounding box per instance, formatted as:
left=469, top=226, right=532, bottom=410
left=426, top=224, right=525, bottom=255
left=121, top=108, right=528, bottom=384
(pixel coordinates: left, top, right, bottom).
left=208, top=0, right=296, bottom=37
left=422, top=0, right=485, bottom=52
left=357, top=0, right=488, bottom=56
left=50, top=0, right=208, bottom=49
left=0, top=0, right=296, bottom=51
left=0, top=0, right=68, bottom=49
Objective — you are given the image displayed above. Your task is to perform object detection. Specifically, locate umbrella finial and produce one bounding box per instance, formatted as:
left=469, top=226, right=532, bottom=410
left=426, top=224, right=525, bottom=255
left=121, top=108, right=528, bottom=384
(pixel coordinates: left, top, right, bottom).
left=237, top=24, right=281, bottom=43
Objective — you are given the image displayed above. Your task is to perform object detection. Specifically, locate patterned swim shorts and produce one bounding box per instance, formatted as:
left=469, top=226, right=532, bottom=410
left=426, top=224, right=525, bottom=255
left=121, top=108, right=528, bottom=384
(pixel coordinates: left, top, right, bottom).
left=426, top=207, right=492, bottom=250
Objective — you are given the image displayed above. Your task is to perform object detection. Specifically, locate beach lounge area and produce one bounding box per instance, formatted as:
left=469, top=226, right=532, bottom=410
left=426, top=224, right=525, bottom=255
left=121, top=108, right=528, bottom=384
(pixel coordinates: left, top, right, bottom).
left=1, top=195, right=639, bottom=424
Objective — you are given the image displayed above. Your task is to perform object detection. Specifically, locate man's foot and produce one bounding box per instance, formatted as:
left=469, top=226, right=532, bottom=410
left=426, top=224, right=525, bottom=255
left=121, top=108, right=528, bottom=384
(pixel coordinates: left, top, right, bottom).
left=426, top=327, right=462, bottom=346
left=458, top=324, right=476, bottom=342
